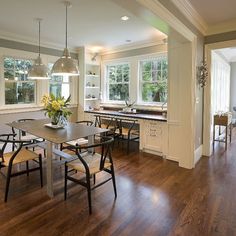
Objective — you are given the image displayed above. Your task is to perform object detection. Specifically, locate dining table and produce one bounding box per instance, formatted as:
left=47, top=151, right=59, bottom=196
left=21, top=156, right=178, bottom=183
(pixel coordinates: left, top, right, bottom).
left=7, top=119, right=108, bottom=198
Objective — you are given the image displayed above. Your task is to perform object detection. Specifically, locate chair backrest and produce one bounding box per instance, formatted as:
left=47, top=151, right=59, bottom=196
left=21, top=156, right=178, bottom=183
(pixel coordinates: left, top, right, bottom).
left=94, top=115, right=118, bottom=129
left=0, top=133, right=31, bottom=166
left=116, top=118, right=139, bottom=134
left=71, top=136, right=114, bottom=174
left=76, top=120, right=93, bottom=126
left=12, top=119, right=36, bottom=136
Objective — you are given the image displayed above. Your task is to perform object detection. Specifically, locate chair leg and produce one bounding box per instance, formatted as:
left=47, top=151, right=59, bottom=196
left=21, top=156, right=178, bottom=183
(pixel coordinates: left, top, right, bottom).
left=5, top=165, right=12, bottom=202
left=111, top=165, right=117, bottom=198
left=86, top=174, right=92, bottom=214
left=127, top=135, right=130, bottom=155
left=39, top=154, right=43, bottom=187
left=26, top=161, right=29, bottom=176
left=64, top=164, right=68, bottom=200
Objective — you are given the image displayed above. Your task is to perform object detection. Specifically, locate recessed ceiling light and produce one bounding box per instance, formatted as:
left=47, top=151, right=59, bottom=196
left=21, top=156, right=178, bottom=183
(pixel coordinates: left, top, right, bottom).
left=121, top=16, right=129, bottom=21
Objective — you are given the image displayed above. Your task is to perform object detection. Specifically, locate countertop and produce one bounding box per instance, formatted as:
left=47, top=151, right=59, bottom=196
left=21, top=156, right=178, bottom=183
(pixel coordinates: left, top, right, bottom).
left=85, top=109, right=167, bottom=122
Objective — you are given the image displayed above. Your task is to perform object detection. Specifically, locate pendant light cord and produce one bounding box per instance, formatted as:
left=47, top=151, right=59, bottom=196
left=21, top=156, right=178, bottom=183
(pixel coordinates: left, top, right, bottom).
left=38, top=20, right=41, bottom=57
left=65, top=3, right=68, bottom=49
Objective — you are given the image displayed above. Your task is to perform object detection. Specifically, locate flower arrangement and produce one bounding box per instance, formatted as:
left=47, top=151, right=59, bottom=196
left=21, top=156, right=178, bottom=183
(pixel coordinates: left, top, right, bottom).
left=41, top=94, right=72, bottom=125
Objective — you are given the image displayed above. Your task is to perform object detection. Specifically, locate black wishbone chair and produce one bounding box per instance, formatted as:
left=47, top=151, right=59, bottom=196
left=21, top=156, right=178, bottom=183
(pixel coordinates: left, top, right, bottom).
left=60, top=120, right=94, bottom=153
left=0, top=133, right=43, bottom=202
left=64, top=136, right=117, bottom=214
left=12, top=119, right=46, bottom=155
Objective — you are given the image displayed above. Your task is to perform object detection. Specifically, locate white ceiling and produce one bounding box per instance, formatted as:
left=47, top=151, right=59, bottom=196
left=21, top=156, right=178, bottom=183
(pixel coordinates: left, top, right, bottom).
left=0, top=0, right=166, bottom=52
left=188, top=0, right=236, bottom=25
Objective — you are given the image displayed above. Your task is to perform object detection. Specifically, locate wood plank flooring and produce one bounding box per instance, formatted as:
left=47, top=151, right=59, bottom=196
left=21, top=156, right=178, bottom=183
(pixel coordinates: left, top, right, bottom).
left=1, top=135, right=236, bottom=236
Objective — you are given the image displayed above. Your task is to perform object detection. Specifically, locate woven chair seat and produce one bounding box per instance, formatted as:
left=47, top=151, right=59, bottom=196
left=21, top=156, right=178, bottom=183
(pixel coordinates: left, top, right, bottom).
left=66, top=153, right=111, bottom=175
left=65, top=138, right=88, bottom=146
left=115, top=127, right=139, bottom=136
left=1, top=148, right=39, bottom=166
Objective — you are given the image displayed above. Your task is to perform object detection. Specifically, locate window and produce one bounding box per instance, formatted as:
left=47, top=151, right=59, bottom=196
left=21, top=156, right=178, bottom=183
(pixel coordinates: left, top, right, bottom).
left=211, top=51, right=230, bottom=113
left=4, top=57, right=35, bottom=105
left=106, top=63, right=130, bottom=101
left=48, top=63, right=70, bottom=98
left=139, top=56, right=168, bottom=103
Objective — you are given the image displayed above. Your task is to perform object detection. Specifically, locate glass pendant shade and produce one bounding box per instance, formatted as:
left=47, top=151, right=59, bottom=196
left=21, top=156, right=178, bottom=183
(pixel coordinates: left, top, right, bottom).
left=51, top=1, right=79, bottom=76
left=28, top=19, right=49, bottom=80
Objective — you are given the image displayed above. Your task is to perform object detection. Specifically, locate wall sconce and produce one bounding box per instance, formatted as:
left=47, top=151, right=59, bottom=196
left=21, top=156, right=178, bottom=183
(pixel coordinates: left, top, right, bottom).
left=197, top=61, right=208, bottom=88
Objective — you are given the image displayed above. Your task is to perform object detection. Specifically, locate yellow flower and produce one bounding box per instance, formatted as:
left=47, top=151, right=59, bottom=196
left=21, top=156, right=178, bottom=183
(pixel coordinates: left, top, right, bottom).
left=51, top=100, right=61, bottom=111
left=41, top=94, right=50, bottom=107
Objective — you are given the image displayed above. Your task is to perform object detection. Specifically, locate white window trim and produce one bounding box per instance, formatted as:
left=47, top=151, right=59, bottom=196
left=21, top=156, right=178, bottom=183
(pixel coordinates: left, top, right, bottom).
left=138, top=54, right=168, bottom=106
left=101, top=52, right=167, bottom=109
left=103, top=61, right=131, bottom=103
left=0, top=47, right=78, bottom=111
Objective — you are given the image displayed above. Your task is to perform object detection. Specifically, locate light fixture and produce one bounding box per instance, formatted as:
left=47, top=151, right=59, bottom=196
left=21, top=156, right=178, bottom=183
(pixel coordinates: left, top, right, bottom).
left=51, top=1, right=79, bottom=76
left=91, top=53, right=98, bottom=62
left=121, top=15, right=129, bottom=21
left=28, top=18, right=49, bottom=79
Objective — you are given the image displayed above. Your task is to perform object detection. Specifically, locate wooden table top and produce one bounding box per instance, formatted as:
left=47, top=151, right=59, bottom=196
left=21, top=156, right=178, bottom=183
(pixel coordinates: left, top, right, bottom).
left=8, top=119, right=108, bottom=144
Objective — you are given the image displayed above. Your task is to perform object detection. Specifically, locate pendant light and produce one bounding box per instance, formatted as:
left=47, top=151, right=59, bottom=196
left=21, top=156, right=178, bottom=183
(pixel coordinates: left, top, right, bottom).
left=28, top=18, right=49, bottom=79
left=51, top=1, right=79, bottom=76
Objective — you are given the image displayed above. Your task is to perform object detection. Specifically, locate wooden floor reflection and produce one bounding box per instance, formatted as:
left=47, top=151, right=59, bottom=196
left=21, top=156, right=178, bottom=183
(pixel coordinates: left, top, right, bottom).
left=0, top=136, right=236, bottom=236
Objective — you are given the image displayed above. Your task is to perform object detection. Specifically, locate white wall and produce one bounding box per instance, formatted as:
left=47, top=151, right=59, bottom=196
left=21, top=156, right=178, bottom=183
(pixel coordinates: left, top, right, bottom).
left=230, top=62, right=236, bottom=120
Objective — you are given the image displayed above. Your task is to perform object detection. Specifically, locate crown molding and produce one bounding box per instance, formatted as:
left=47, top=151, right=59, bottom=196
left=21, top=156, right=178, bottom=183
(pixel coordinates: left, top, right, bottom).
left=0, top=29, right=77, bottom=53
left=207, top=18, right=236, bottom=35
left=170, top=0, right=207, bottom=35
left=101, top=39, right=167, bottom=55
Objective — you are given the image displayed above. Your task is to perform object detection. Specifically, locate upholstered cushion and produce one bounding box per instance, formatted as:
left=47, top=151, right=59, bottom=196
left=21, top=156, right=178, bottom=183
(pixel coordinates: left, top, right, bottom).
left=2, top=148, right=39, bottom=166
left=66, top=138, right=88, bottom=146
left=66, top=153, right=111, bottom=175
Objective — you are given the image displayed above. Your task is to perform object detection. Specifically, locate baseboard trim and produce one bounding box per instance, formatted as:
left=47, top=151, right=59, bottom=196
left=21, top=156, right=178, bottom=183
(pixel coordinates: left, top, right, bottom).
left=194, top=145, right=202, bottom=166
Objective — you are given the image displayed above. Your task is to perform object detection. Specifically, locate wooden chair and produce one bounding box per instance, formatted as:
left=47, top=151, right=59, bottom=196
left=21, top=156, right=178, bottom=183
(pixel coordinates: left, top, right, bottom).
left=64, top=136, right=117, bottom=214
left=12, top=119, right=46, bottom=155
left=0, top=133, right=43, bottom=202
left=60, top=120, right=93, bottom=153
left=115, top=118, right=139, bottom=154
left=94, top=115, right=119, bottom=137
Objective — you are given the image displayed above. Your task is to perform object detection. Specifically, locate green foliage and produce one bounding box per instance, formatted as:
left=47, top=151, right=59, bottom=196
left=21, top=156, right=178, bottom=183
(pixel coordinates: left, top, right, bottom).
left=41, top=94, right=72, bottom=124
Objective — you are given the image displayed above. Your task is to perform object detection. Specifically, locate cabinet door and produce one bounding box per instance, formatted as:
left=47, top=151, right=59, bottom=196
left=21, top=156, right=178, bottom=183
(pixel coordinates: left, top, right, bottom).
left=144, top=121, right=162, bottom=152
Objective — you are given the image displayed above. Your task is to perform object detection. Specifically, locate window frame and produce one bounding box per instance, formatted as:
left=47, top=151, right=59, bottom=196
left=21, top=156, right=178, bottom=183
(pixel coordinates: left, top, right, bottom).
left=138, top=54, right=168, bottom=105
left=104, top=61, right=131, bottom=103
left=3, top=56, right=37, bottom=107
left=0, top=49, right=78, bottom=111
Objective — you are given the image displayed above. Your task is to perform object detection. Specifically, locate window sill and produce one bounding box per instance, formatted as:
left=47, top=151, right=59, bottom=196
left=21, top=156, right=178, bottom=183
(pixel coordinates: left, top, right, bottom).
left=101, top=102, right=167, bottom=112
left=0, top=104, right=78, bottom=115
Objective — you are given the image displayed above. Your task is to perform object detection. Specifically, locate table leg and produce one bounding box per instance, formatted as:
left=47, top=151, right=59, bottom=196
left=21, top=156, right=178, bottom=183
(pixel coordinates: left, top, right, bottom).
left=46, top=141, right=54, bottom=198
left=88, top=135, right=94, bottom=153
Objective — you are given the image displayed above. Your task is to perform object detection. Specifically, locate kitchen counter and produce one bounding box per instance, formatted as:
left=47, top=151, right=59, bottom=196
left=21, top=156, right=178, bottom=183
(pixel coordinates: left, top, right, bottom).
left=85, top=109, right=167, bottom=122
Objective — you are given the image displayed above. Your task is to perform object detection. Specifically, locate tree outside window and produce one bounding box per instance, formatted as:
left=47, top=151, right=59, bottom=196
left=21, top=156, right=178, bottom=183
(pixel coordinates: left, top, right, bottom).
left=140, top=57, right=168, bottom=103
left=4, top=57, right=35, bottom=104
left=106, top=63, right=130, bottom=101
left=48, top=63, right=70, bottom=98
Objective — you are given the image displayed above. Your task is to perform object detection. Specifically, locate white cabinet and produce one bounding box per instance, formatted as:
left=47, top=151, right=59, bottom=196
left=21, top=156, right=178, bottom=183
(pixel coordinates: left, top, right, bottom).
left=84, top=64, right=100, bottom=110
left=78, top=47, right=101, bottom=120
left=140, top=120, right=168, bottom=156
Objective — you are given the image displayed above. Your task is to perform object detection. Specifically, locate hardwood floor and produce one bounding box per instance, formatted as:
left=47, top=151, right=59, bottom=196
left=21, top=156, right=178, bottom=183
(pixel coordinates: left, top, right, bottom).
left=1, top=135, right=236, bottom=236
